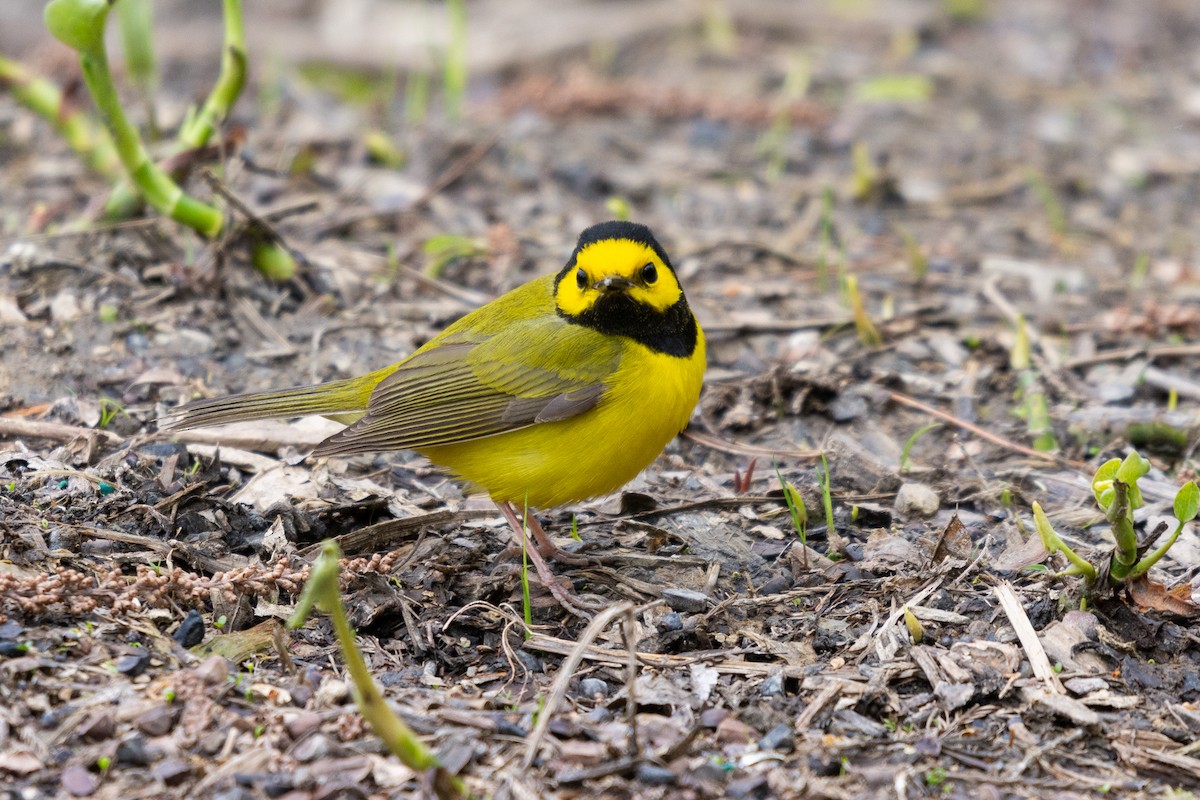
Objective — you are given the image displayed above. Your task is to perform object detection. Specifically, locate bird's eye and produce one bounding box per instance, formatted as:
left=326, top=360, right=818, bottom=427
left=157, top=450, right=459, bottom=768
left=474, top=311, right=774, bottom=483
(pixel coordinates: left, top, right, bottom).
left=641, top=263, right=658, bottom=284
left=576, top=268, right=588, bottom=289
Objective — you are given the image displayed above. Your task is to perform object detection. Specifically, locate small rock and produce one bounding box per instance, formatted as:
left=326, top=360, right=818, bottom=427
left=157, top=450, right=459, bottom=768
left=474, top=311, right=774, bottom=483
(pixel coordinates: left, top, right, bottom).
left=114, top=652, right=151, bottom=677
left=77, top=712, right=116, bottom=741
left=153, top=758, right=192, bottom=786
left=50, top=290, right=82, bottom=323
left=194, top=654, right=229, bottom=686
left=662, top=588, right=709, bottom=614
left=285, top=711, right=323, bottom=740
left=895, top=483, right=940, bottom=518
left=315, top=678, right=350, bottom=707
left=291, top=733, right=342, bottom=763
left=578, top=678, right=609, bottom=698
left=1064, top=676, right=1109, bottom=696
left=0, top=641, right=28, bottom=658
left=716, top=716, right=755, bottom=744
left=726, top=774, right=768, bottom=799
left=759, top=672, right=785, bottom=697
left=135, top=704, right=179, bottom=737
left=585, top=706, right=612, bottom=724
left=699, top=708, right=728, bottom=728
left=116, top=734, right=156, bottom=766
left=657, top=612, right=683, bottom=631
left=634, top=763, right=676, bottom=786
left=758, top=723, right=795, bottom=752
left=61, top=764, right=99, bottom=796
left=288, top=683, right=314, bottom=707
left=173, top=610, right=205, bottom=648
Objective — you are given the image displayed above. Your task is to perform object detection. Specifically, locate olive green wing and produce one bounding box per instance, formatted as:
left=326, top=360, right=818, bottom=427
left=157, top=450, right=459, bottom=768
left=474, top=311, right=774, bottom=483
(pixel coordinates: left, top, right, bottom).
left=310, top=315, right=621, bottom=457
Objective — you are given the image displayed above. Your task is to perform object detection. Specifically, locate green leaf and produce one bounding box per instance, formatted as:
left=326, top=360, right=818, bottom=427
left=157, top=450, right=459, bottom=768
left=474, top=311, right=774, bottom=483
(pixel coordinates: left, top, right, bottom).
left=1115, top=450, right=1150, bottom=486
left=45, top=0, right=112, bottom=53
left=852, top=74, right=933, bottom=104
left=1175, top=481, right=1199, bottom=524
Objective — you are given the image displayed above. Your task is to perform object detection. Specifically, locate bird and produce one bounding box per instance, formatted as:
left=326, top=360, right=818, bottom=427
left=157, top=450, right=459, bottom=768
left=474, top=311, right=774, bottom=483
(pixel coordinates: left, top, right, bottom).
left=163, top=221, right=707, bottom=615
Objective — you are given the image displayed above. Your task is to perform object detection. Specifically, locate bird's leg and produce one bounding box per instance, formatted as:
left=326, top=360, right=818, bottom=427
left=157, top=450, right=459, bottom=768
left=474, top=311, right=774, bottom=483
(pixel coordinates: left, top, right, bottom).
left=497, top=501, right=597, bottom=619
left=520, top=507, right=591, bottom=566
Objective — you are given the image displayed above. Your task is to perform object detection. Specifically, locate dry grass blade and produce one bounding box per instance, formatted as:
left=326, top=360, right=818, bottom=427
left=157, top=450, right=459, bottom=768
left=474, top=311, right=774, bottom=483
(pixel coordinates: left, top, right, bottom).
left=523, top=601, right=634, bottom=769
left=993, top=581, right=1063, bottom=694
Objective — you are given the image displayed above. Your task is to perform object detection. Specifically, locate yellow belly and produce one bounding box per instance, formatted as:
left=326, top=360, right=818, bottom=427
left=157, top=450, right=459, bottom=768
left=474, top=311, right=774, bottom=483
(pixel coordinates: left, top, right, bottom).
left=421, top=335, right=706, bottom=508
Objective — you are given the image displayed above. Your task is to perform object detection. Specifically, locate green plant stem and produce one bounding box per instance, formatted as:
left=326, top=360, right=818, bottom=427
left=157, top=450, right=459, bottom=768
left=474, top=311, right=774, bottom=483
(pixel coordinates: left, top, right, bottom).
left=289, top=542, right=464, bottom=799
left=103, top=0, right=246, bottom=221
left=116, top=0, right=157, bottom=138
left=443, top=0, right=467, bottom=121
left=1131, top=520, right=1186, bottom=579
left=1107, top=480, right=1138, bottom=580
left=46, top=0, right=223, bottom=237
left=1031, top=502, right=1097, bottom=582
left=179, top=0, right=246, bottom=148
left=0, top=54, right=119, bottom=179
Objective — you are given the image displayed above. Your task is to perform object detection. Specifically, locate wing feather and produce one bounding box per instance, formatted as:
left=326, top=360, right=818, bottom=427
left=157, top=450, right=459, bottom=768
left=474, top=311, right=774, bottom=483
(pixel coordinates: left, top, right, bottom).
left=311, top=311, right=620, bottom=457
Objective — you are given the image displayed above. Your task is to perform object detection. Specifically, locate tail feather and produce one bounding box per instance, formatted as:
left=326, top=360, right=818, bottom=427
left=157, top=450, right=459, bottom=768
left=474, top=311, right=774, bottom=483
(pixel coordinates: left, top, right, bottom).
left=160, top=373, right=381, bottom=432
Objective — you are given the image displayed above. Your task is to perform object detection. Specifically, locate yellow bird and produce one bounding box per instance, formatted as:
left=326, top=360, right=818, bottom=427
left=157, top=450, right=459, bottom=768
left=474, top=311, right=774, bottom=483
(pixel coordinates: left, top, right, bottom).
left=164, top=221, right=706, bottom=614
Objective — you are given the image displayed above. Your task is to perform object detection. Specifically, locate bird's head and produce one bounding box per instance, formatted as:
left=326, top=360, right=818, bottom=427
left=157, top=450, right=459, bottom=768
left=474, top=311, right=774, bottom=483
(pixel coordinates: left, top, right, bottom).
left=554, top=221, right=683, bottom=320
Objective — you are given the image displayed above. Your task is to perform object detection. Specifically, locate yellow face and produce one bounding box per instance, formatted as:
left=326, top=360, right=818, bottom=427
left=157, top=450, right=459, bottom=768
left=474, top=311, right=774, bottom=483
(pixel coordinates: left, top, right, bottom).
left=555, top=237, right=683, bottom=317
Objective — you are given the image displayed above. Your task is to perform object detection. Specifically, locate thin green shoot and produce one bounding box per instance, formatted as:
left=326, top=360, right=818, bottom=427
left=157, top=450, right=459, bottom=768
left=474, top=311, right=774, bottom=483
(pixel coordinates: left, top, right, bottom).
left=1130, top=252, right=1149, bottom=289
left=116, top=0, right=157, bottom=139
left=1026, top=169, right=1067, bottom=238
left=775, top=464, right=808, bottom=568
left=817, top=187, right=835, bottom=292
left=900, top=424, right=940, bottom=473
left=405, top=68, right=431, bottom=125
left=521, top=498, right=532, bottom=631
left=846, top=274, right=882, bottom=346
left=423, top=233, right=485, bottom=278
left=443, top=0, right=468, bottom=121
left=98, top=397, right=123, bottom=429
left=819, top=454, right=835, bottom=548
left=288, top=541, right=464, bottom=798
left=569, top=514, right=581, bottom=542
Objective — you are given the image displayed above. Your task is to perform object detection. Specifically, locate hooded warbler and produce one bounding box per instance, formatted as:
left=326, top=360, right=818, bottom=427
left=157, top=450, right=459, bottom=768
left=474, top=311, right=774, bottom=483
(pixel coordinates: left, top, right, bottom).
left=164, top=221, right=705, bottom=611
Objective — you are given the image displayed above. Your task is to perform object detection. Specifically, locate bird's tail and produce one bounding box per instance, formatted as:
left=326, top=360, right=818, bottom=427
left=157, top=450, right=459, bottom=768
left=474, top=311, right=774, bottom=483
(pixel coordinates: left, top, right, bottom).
left=160, top=367, right=394, bottom=431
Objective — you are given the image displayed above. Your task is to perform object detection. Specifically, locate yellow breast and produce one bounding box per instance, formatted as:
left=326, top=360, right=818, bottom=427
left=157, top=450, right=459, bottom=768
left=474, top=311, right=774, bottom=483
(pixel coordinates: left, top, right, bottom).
left=421, top=329, right=706, bottom=508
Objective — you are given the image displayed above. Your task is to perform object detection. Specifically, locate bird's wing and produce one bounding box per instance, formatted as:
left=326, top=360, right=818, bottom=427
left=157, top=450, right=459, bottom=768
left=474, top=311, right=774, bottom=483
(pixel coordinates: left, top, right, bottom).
left=310, top=314, right=621, bottom=456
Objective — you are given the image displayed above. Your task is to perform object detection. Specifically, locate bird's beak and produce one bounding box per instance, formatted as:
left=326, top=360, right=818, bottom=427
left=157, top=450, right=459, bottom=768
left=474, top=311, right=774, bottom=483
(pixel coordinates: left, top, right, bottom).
left=594, top=276, right=635, bottom=292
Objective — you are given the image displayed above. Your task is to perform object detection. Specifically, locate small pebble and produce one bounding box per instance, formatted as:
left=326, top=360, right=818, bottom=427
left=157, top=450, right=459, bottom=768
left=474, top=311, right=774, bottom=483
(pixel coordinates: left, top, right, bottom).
left=1064, top=676, right=1108, bottom=696
left=758, top=723, right=795, bottom=752
left=895, top=483, right=940, bottom=518
left=134, top=704, right=179, bottom=737
left=0, top=641, right=28, bottom=658
left=77, top=712, right=116, bottom=741
left=61, top=764, right=98, bottom=796
left=152, top=758, right=192, bottom=786
left=291, top=733, right=342, bottom=763
left=115, top=652, right=151, bottom=677
left=315, top=678, right=350, bottom=707
left=116, top=734, right=156, bottom=766
left=579, top=678, right=609, bottom=698
left=285, top=711, right=323, bottom=740
left=585, top=706, right=612, bottom=724
left=634, top=763, right=676, bottom=786
left=173, top=610, right=205, bottom=648
left=759, top=672, right=785, bottom=697
left=657, top=611, right=683, bottom=631
left=194, top=654, right=229, bottom=686
left=662, top=587, right=709, bottom=613
left=699, top=708, right=728, bottom=728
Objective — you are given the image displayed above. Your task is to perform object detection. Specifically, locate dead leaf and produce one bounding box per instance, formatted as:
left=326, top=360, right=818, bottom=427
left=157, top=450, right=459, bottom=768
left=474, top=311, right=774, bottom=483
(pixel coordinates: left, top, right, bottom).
left=1126, top=576, right=1200, bottom=618
left=931, top=513, right=972, bottom=563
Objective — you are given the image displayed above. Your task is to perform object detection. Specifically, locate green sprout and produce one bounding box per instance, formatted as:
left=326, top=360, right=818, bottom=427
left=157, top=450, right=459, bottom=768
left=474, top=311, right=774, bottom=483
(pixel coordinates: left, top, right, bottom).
left=45, top=0, right=222, bottom=235
left=423, top=233, right=486, bottom=278
left=776, top=464, right=808, bottom=567
left=443, top=0, right=468, bottom=121
left=288, top=541, right=465, bottom=799
left=1011, top=314, right=1057, bottom=452
left=819, top=454, right=836, bottom=551
left=900, top=423, right=940, bottom=473
left=1033, top=449, right=1198, bottom=588
left=98, top=397, right=123, bottom=429
left=846, top=274, right=882, bottom=347
left=34, top=0, right=294, bottom=279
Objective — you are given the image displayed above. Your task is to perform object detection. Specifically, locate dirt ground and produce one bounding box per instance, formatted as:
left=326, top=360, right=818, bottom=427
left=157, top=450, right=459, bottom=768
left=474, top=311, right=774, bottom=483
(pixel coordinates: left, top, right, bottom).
left=3, top=1, right=1200, bottom=798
